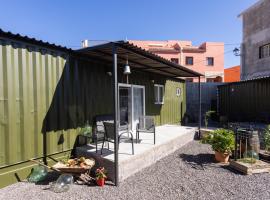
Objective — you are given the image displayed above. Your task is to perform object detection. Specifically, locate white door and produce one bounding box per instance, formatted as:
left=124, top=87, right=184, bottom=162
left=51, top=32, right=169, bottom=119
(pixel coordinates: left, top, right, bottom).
left=132, top=86, right=145, bottom=130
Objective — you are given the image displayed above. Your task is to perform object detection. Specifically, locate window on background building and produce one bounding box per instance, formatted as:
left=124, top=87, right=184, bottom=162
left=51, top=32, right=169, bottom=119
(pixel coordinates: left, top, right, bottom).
left=154, top=84, right=164, bottom=104
left=185, top=57, right=193, bottom=65
left=206, top=78, right=215, bottom=82
left=171, top=58, right=179, bottom=64
left=185, top=78, right=193, bottom=82
left=259, top=43, right=270, bottom=59
left=206, top=57, right=214, bottom=66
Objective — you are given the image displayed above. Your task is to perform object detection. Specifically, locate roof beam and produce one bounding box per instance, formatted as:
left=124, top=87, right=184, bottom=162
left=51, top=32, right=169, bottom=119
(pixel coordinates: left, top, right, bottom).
left=93, top=49, right=180, bottom=77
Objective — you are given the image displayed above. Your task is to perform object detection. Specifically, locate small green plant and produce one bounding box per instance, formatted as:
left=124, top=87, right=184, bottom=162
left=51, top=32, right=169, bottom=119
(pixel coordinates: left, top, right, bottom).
left=201, top=128, right=235, bottom=154
left=264, top=125, right=270, bottom=152
left=238, top=158, right=257, bottom=164
left=80, top=120, right=92, bottom=136
left=204, top=110, right=215, bottom=128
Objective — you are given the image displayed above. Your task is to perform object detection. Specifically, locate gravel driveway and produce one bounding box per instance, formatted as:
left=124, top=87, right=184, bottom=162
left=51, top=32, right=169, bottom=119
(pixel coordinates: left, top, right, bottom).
left=1, top=140, right=270, bottom=200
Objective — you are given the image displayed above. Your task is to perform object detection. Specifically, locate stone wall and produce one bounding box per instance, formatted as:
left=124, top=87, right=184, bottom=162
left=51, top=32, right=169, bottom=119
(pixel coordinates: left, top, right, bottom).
left=241, top=0, right=270, bottom=80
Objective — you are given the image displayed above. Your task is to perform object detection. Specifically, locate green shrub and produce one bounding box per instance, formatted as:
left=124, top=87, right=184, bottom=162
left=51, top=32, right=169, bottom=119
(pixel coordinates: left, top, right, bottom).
left=204, top=110, right=215, bottom=128
left=264, top=125, right=270, bottom=152
left=201, top=128, right=235, bottom=154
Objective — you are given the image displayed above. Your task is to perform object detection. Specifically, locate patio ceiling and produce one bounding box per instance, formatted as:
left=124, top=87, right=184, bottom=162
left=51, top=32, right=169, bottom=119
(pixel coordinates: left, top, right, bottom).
left=77, top=41, right=202, bottom=78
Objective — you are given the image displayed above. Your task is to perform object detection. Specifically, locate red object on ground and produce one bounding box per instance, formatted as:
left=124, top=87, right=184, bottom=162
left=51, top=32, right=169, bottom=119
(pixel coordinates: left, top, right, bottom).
left=224, top=65, right=240, bottom=82
left=96, top=178, right=105, bottom=187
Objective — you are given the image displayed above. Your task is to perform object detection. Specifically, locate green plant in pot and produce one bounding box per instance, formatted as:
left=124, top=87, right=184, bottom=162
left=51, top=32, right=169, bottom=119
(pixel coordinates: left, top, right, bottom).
left=264, top=125, right=270, bottom=153
left=202, top=128, right=235, bottom=163
left=95, top=167, right=107, bottom=187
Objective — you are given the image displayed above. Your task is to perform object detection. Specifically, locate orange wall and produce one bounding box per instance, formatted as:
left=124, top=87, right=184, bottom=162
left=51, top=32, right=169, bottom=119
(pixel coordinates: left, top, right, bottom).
left=224, top=65, right=240, bottom=82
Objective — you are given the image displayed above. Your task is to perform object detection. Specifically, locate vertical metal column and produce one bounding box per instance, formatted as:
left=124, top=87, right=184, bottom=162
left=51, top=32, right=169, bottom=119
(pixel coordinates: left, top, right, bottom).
left=198, top=76, right=201, bottom=138
left=112, top=44, right=119, bottom=186
left=43, top=133, right=48, bottom=165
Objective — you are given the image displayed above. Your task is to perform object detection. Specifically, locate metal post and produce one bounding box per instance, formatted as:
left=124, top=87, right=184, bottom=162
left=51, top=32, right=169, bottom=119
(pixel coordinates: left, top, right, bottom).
left=198, top=76, right=201, bottom=138
left=112, top=44, right=119, bottom=186
left=43, top=133, right=48, bottom=165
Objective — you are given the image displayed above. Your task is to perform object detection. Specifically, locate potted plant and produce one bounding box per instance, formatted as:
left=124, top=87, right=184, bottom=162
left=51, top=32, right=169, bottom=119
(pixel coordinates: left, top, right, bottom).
left=95, top=167, right=107, bottom=187
left=264, top=125, right=270, bottom=152
left=202, top=128, right=235, bottom=163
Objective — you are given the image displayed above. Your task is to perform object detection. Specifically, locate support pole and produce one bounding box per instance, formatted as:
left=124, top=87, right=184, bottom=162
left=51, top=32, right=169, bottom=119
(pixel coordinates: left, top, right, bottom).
left=198, top=76, right=201, bottom=138
left=43, top=133, right=47, bottom=165
left=112, top=44, right=119, bottom=186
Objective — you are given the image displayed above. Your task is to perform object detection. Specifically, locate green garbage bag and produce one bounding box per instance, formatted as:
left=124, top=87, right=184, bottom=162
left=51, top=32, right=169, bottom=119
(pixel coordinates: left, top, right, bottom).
left=27, top=165, right=48, bottom=183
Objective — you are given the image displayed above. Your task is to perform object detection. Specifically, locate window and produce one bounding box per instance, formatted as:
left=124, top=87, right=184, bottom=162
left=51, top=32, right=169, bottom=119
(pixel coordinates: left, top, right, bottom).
left=206, top=57, right=214, bottom=66
left=259, top=44, right=270, bottom=59
left=185, top=78, right=193, bottom=82
left=154, top=84, right=164, bottom=104
left=171, top=58, right=179, bottom=64
left=185, top=57, right=193, bottom=65
left=206, top=78, right=215, bottom=82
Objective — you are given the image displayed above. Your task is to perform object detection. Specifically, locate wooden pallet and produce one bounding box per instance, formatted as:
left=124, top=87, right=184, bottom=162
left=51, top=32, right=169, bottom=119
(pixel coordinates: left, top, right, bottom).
left=230, top=160, right=270, bottom=175
left=259, top=151, right=270, bottom=162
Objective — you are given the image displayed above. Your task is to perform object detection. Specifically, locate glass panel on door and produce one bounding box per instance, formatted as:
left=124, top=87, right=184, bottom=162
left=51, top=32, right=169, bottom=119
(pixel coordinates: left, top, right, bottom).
left=132, top=87, right=144, bottom=130
left=119, top=87, right=131, bottom=126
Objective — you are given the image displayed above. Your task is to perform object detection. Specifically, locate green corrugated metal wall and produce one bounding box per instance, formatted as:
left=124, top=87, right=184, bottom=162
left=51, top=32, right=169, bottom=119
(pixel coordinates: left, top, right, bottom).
left=128, top=72, right=185, bottom=126
left=218, top=78, right=270, bottom=122
left=0, top=37, right=186, bottom=188
left=0, top=39, right=80, bottom=168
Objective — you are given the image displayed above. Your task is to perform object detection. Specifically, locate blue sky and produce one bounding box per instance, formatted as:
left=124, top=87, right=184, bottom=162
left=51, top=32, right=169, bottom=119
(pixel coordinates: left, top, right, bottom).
left=0, top=0, right=258, bottom=68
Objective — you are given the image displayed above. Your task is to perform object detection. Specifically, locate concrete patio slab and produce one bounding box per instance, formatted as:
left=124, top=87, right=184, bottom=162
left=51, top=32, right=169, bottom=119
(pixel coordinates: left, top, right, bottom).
left=76, top=125, right=196, bottom=182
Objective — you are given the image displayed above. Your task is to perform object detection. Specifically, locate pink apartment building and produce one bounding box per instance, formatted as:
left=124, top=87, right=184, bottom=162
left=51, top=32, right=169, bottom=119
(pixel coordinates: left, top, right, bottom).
left=130, top=40, right=224, bottom=82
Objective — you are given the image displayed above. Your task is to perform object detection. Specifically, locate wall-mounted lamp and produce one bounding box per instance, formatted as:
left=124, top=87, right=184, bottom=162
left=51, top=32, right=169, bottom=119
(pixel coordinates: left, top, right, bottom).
left=233, top=47, right=241, bottom=56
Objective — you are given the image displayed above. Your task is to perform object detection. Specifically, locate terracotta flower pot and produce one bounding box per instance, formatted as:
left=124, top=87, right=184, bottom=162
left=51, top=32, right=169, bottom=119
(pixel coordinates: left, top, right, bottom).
left=215, top=151, right=230, bottom=163
left=96, top=178, right=105, bottom=187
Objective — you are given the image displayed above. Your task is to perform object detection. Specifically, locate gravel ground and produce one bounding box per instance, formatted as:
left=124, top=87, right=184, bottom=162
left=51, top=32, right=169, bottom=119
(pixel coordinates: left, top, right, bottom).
left=1, top=141, right=270, bottom=200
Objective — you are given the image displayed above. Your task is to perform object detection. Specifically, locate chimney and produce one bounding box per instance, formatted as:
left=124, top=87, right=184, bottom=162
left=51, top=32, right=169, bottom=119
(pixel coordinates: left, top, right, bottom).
left=81, top=39, right=89, bottom=48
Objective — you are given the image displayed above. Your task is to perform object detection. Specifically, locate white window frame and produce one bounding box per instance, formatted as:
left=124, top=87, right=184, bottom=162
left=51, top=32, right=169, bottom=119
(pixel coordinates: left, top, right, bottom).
left=260, top=44, right=270, bottom=59
left=206, top=57, right=214, bottom=66
left=154, top=84, right=164, bottom=105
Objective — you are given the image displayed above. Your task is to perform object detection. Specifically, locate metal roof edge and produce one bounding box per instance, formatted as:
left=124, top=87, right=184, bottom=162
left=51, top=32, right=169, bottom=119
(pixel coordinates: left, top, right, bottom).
left=0, top=28, right=73, bottom=52
left=218, top=76, right=270, bottom=88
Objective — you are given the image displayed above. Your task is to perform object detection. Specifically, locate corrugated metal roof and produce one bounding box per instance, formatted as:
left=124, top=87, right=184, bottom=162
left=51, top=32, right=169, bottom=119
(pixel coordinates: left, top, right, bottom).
left=78, top=41, right=202, bottom=78
left=0, top=28, right=73, bottom=52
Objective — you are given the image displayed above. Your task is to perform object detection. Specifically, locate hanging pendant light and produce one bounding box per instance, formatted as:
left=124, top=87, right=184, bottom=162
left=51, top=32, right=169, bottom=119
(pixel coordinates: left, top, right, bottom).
left=123, top=55, right=131, bottom=75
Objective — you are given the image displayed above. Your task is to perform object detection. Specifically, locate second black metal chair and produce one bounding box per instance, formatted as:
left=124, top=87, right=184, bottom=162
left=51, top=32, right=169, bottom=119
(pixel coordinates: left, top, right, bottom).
left=136, top=116, right=156, bottom=144
left=101, top=122, right=134, bottom=155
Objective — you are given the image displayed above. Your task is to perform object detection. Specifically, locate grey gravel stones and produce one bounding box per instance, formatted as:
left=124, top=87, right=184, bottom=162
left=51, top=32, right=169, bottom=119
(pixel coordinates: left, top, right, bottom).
left=1, top=141, right=270, bottom=200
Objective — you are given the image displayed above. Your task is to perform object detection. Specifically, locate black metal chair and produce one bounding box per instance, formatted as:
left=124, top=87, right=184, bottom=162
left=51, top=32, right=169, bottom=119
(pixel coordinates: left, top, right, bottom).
left=136, top=116, right=155, bottom=144
left=92, top=115, right=114, bottom=153
left=101, top=122, right=134, bottom=155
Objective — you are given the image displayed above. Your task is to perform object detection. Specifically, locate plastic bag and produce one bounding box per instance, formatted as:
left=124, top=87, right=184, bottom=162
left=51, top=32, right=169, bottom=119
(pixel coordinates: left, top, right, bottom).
left=27, top=165, right=48, bottom=183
